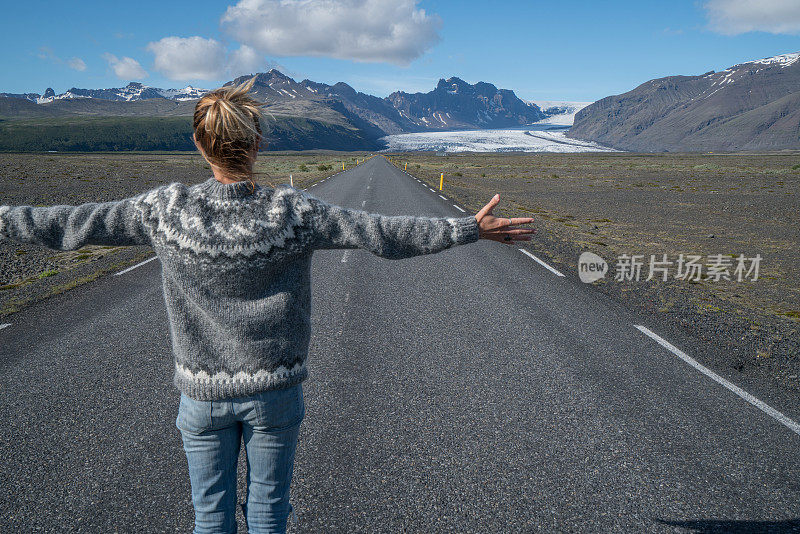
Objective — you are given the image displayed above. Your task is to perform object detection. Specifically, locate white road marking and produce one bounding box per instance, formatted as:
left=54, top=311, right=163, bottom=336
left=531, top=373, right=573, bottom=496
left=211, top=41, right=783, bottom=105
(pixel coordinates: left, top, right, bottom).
left=114, top=256, right=158, bottom=276
left=361, top=200, right=366, bottom=207
left=634, top=325, right=800, bottom=437
left=341, top=250, right=351, bottom=263
left=428, top=188, right=435, bottom=192
left=438, top=195, right=447, bottom=200
left=453, top=205, right=466, bottom=212
left=0, top=323, right=11, bottom=330
left=517, top=249, right=565, bottom=277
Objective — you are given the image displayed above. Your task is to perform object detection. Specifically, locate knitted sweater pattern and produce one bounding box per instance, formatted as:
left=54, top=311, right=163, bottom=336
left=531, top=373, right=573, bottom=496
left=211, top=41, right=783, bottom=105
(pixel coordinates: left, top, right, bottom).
left=0, top=178, right=480, bottom=400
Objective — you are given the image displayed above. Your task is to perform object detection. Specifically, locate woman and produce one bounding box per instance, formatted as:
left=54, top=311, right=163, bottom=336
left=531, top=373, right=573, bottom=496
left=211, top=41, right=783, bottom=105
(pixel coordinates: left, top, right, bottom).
left=0, top=76, right=535, bottom=533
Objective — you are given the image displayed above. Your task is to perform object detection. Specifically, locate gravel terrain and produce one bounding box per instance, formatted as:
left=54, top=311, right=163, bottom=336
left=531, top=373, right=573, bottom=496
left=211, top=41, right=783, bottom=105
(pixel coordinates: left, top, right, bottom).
left=385, top=152, right=799, bottom=394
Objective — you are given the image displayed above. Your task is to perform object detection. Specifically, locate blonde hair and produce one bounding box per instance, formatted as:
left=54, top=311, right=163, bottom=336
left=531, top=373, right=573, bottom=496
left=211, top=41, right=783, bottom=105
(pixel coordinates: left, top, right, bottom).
left=193, top=76, right=266, bottom=182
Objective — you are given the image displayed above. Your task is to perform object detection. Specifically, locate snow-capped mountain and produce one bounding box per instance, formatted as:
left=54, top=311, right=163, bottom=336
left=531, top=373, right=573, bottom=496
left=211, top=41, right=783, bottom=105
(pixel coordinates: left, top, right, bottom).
left=223, top=70, right=545, bottom=133
left=154, top=86, right=208, bottom=101
left=528, top=101, right=592, bottom=126
left=2, top=70, right=545, bottom=133
left=0, top=82, right=209, bottom=103
left=568, top=51, right=800, bottom=151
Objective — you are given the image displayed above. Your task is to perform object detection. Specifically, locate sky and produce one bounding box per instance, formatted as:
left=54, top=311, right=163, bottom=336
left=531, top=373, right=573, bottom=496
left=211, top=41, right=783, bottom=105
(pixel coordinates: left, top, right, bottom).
left=2, top=0, right=800, bottom=102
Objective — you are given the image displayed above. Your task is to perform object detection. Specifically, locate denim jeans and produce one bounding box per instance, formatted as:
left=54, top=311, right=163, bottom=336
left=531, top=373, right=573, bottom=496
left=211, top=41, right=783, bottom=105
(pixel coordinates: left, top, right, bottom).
left=176, top=383, right=305, bottom=534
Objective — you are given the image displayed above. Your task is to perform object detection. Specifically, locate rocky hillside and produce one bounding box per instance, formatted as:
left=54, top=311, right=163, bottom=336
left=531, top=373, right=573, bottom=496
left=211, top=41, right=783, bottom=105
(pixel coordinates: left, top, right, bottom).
left=568, top=52, right=800, bottom=152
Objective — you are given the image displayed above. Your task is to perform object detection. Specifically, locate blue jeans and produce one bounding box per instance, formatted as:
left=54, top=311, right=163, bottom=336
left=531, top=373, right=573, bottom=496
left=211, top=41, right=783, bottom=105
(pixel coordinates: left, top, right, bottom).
left=176, top=384, right=305, bottom=534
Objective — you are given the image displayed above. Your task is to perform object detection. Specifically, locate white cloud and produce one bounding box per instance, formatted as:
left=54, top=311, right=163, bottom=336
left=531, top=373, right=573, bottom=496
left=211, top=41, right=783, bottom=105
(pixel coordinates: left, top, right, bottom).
left=705, top=0, right=800, bottom=34
left=146, top=37, right=226, bottom=80
left=36, top=46, right=58, bottom=62
left=220, top=0, right=442, bottom=66
left=68, top=57, right=87, bottom=71
left=36, top=47, right=87, bottom=72
left=146, top=36, right=266, bottom=80
left=229, top=44, right=263, bottom=76
left=102, top=53, right=148, bottom=79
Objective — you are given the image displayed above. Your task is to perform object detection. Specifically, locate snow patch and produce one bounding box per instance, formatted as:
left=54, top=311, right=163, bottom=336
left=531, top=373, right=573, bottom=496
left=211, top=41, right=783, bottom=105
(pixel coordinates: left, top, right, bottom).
left=749, top=52, right=800, bottom=68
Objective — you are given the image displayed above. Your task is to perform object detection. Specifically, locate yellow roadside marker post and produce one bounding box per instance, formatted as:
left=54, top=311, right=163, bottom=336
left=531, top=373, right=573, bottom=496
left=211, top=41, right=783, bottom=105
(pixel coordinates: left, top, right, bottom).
left=405, top=163, right=407, bottom=170
left=342, top=162, right=345, bottom=170
left=439, top=173, right=444, bottom=191
left=357, top=159, right=359, bottom=165
left=290, top=174, right=293, bottom=187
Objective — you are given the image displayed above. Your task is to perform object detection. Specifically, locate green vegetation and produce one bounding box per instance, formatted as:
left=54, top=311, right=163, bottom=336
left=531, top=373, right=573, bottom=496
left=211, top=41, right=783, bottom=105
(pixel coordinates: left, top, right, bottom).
left=37, top=270, right=58, bottom=279
left=0, top=113, right=381, bottom=152
left=0, top=116, right=195, bottom=152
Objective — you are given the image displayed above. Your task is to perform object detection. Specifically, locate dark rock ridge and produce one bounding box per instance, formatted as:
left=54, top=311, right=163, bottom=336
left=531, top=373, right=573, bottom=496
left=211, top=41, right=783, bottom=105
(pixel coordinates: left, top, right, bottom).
left=387, top=77, right=544, bottom=129
left=568, top=52, right=800, bottom=152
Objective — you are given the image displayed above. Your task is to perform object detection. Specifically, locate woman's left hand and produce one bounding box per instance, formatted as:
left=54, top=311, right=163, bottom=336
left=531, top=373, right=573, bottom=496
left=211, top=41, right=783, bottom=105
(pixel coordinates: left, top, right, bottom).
left=474, top=194, right=536, bottom=245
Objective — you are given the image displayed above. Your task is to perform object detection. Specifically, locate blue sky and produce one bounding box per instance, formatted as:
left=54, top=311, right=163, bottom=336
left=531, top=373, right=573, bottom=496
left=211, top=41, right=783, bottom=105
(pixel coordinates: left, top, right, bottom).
left=2, top=0, right=799, bottom=102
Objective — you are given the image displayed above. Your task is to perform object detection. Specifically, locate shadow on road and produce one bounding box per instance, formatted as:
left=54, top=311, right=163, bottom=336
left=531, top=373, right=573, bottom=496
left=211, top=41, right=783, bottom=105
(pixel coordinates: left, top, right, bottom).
left=656, top=518, right=800, bottom=533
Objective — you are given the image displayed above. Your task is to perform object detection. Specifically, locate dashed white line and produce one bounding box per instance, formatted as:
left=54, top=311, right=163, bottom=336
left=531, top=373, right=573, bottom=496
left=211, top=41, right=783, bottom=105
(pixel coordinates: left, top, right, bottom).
left=428, top=188, right=435, bottom=192
left=361, top=200, right=366, bottom=207
left=453, top=205, right=466, bottom=213
left=634, top=325, right=800, bottom=437
left=0, top=323, right=11, bottom=330
left=438, top=195, right=447, bottom=200
left=341, top=250, right=351, bottom=263
left=517, top=249, right=565, bottom=277
left=114, top=256, right=158, bottom=276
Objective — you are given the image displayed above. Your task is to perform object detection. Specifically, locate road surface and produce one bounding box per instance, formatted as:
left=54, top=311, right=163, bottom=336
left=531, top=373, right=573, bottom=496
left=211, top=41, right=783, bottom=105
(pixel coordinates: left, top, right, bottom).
left=1, top=156, right=798, bottom=532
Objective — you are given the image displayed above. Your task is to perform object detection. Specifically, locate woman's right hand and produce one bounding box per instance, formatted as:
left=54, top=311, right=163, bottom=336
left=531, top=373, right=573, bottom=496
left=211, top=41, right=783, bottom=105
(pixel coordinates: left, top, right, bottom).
left=474, top=194, right=536, bottom=245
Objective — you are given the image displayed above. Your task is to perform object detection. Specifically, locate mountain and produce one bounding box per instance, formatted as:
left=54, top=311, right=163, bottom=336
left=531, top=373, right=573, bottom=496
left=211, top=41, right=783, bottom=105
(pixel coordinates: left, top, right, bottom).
left=388, top=77, right=544, bottom=129
left=567, top=52, right=800, bottom=152
left=0, top=70, right=543, bottom=151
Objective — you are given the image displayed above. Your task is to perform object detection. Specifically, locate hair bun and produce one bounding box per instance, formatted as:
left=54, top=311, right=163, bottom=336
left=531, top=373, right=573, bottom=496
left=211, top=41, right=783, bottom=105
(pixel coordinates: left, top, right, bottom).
left=192, top=76, right=267, bottom=181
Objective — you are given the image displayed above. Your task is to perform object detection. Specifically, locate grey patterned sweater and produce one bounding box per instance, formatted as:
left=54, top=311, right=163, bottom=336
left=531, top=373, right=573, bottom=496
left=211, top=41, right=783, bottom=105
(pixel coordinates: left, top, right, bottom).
left=0, top=178, right=480, bottom=400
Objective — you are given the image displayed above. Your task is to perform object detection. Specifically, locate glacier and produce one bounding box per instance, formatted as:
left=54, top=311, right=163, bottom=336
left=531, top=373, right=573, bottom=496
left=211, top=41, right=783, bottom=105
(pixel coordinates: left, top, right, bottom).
left=379, top=127, right=617, bottom=153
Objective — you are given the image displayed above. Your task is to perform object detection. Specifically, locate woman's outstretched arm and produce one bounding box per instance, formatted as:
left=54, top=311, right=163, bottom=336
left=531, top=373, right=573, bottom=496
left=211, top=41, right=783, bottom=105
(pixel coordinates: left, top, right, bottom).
left=0, top=196, right=151, bottom=250
left=302, top=192, right=534, bottom=259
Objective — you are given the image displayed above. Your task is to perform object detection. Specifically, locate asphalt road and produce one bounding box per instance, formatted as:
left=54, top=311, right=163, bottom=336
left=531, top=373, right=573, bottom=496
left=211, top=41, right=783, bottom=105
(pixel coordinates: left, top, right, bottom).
left=1, top=156, right=798, bottom=533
